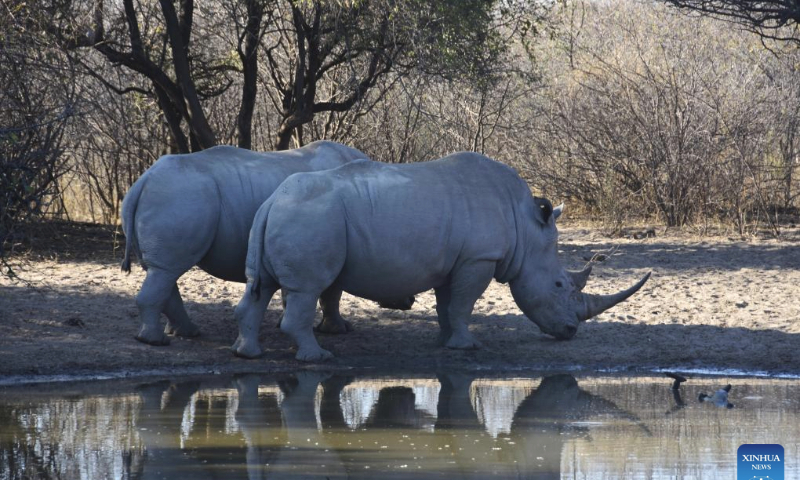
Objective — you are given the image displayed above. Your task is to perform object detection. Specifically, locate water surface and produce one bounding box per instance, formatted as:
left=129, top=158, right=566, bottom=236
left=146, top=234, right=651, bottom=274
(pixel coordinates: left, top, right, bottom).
left=1, top=372, right=798, bottom=479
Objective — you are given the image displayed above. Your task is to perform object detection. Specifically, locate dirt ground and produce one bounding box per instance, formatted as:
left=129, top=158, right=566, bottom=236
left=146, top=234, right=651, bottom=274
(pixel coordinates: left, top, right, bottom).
left=1, top=221, right=799, bottom=382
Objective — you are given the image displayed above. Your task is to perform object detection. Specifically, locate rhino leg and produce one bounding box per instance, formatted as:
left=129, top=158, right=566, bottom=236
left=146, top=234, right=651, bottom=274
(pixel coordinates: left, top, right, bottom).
left=135, top=269, right=180, bottom=346
left=438, top=262, right=493, bottom=350
left=276, top=288, right=353, bottom=334
left=320, top=375, right=355, bottom=428
left=280, top=291, right=333, bottom=362
left=316, top=288, right=353, bottom=334
left=275, top=289, right=288, bottom=329
left=435, top=372, right=480, bottom=430
left=163, top=285, right=201, bottom=337
left=434, top=288, right=453, bottom=346
left=233, top=281, right=278, bottom=359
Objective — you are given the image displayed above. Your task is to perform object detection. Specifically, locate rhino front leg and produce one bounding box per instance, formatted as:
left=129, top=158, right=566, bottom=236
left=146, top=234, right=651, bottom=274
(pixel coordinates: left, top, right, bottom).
left=316, top=287, right=353, bottom=334
left=281, top=291, right=333, bottom=362
left=135, top=269, right=180, bottom=346
left=439, top=261, right=494, bottom=350
left=163, top=285, right=201, bottom=338
left=233, top=281, right=278, bottom=359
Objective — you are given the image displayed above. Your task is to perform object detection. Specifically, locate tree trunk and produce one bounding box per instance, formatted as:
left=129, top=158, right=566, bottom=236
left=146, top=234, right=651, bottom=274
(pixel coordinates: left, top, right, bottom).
left=159, top=0, right=217, bottom=150
left=153, top=84, right=190, bottom=153
left=237, top=0, right=264, bottom=150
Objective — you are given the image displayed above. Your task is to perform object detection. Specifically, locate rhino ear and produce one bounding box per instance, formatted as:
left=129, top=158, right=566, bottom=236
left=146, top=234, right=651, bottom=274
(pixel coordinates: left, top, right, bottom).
left=553, top=203, right=564, bottom=222
left=533, top=197, right=554, bottom=225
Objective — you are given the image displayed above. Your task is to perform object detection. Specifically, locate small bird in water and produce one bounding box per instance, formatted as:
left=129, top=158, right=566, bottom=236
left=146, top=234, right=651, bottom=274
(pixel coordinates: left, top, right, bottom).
left=665, top=372, right=687, bottom=391
left=699, top=384, right=734, bottom=409
left=664, top=372, right=688, bottom=415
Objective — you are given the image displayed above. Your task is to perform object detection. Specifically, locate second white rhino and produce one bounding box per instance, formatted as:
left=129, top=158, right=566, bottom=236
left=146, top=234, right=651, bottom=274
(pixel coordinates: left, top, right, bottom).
left=121, top=141, right=411, bottom=346
left=233, top=153, right=650, bottom=361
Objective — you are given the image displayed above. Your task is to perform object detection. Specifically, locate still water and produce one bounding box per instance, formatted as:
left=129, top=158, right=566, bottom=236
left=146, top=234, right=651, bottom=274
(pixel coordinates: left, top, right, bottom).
left=0, top=372, right=798, bottom=479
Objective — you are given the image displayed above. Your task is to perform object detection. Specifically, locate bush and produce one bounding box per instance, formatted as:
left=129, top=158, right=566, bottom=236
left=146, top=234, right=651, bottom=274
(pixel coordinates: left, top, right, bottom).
left=1, top=14, right=73, bottom=274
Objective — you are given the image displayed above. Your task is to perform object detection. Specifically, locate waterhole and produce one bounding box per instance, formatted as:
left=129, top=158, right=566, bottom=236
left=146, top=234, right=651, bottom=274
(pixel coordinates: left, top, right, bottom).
left=1, top=371, right=798, bottom=479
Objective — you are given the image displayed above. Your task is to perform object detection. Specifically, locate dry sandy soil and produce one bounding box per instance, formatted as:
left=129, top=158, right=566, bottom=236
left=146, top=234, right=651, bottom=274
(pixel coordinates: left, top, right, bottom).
left=1, top=222, right=799, bottom=382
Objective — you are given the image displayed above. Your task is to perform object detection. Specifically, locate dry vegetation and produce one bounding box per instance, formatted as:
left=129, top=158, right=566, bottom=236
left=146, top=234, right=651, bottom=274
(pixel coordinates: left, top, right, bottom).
left=3, top=0, right=800, bottom=245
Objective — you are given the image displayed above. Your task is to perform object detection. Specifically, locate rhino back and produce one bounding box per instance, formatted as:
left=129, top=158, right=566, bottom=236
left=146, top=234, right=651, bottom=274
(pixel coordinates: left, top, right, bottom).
left=341, top=156, right=532, bottom=294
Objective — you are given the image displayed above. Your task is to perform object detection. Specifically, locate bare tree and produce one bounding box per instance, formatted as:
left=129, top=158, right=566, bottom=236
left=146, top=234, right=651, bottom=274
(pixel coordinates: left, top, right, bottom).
left=68, top=71, right=170, bottom=223
left=44, top=0, right=232, bottom=152
left=663, top=0, right=800, bottom=42
left=525, top=0, right=796, bottom=232
left=40, top=0, right=530, bottom=153
left=259, top=0, right=529, bottom=150
left=1, top=6, right=75, bottom=272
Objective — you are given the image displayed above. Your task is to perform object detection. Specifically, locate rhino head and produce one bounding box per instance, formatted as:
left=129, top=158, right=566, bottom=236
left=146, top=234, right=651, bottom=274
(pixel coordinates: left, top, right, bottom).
left=509, top=203, right=651, bottom=340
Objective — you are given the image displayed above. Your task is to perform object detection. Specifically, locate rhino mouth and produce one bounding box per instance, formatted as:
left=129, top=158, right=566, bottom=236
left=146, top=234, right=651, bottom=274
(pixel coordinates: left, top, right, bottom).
left=532, top=318, right=579, bottom=340
left=553, top=324, right=578, bottom=340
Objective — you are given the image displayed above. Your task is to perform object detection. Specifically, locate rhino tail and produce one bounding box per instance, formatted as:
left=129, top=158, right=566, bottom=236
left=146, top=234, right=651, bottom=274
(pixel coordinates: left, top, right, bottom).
left=120, top=173, right=147, bottom=273
left=246, top=200, right=273, bottom=301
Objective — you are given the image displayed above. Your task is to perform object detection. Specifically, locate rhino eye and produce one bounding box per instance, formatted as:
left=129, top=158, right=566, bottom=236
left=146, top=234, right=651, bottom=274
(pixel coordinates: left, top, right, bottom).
left=555, top=281, right=563, bottom=288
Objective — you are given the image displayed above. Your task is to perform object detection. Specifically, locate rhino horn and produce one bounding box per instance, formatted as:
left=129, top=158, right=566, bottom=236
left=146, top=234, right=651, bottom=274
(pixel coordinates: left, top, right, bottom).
left=567, top=264, right=592, bottom=291
left=553, top=203, right=564, bottom=221
left=577, top=272, right=651, bottom=321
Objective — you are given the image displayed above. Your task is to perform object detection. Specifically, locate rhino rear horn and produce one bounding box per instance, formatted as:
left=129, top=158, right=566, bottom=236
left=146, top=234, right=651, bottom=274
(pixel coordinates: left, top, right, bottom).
left=553, top=203, right=564, bottom=221
left=578, top=272, right=651, bottom=321
left=568, top=264, right=592, bottom=291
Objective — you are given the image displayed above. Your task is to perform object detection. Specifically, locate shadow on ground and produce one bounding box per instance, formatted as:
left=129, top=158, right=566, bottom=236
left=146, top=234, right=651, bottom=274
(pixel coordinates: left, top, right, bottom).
left=2, top=282, right=797, bottom=378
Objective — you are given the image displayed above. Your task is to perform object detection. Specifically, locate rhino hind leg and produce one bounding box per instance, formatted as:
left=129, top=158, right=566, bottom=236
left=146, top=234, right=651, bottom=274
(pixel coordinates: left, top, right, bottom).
left=276, top=288, right=353, bottom=334
left=434, top=287, right=453, bottom=346
left=275, top=289, right=288, bottom=328
left=163, top=285, right=200, bottom=337
left=135, top=269, right=181, bottom=346
left=437, top=261, right=494, bottom=350
left=233, top=281, right=278, bottom=359
left=280, top=291, right=334, bottom=362
left=316, top=288, right=353, bottom=334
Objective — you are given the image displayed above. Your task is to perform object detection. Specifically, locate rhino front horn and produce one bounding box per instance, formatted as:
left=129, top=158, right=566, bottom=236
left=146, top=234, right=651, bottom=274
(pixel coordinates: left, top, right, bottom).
left=578, top=271, right=651, bottom=321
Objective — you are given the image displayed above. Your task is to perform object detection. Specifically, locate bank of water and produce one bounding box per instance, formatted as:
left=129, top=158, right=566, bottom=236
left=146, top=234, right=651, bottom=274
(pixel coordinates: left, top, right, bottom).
left=0, top=371, right=798, bottom=479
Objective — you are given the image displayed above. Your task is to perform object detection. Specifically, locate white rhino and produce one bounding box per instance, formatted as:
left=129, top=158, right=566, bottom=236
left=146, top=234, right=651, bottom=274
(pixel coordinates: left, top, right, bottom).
left=233, top=153, right=650, bottom=361
left=121, top=141, right=370, bottom=346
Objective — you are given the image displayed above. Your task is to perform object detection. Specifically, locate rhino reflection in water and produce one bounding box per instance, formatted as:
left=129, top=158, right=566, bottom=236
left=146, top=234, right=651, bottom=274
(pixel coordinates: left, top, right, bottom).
left=231, top=373, right=648, bottom=479
left=85, top=373, right=649, bottom=480
left=133, top=381, right=214, bottom=480
left=235, top=153, right=651, bottom=360
left=237, top=372, right=349, bottom=480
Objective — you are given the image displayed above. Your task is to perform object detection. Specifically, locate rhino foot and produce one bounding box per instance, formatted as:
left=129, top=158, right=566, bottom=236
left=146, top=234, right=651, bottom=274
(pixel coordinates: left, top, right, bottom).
left=444, top=333, right=482, bottom=350
left=232, top=336, right=264, bottom=359
left=135, top=326, right=171, bottom=346
left=295, top=346, right=334, bottom=362
left=164, top=321, right=201, bottom=338
left=315, top=315, right=353, bottom=334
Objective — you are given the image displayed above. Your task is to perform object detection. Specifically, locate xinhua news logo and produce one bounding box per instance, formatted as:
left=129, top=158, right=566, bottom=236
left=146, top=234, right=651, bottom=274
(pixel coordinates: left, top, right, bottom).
left=737, top=444, right=784, bottom=480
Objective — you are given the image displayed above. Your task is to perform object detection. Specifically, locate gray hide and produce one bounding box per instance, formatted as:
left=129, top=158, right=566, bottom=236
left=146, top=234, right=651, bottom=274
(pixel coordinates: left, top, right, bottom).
left=234, top=153, right=650, bottom=361
left=121, top=141, right=367, bottom=346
